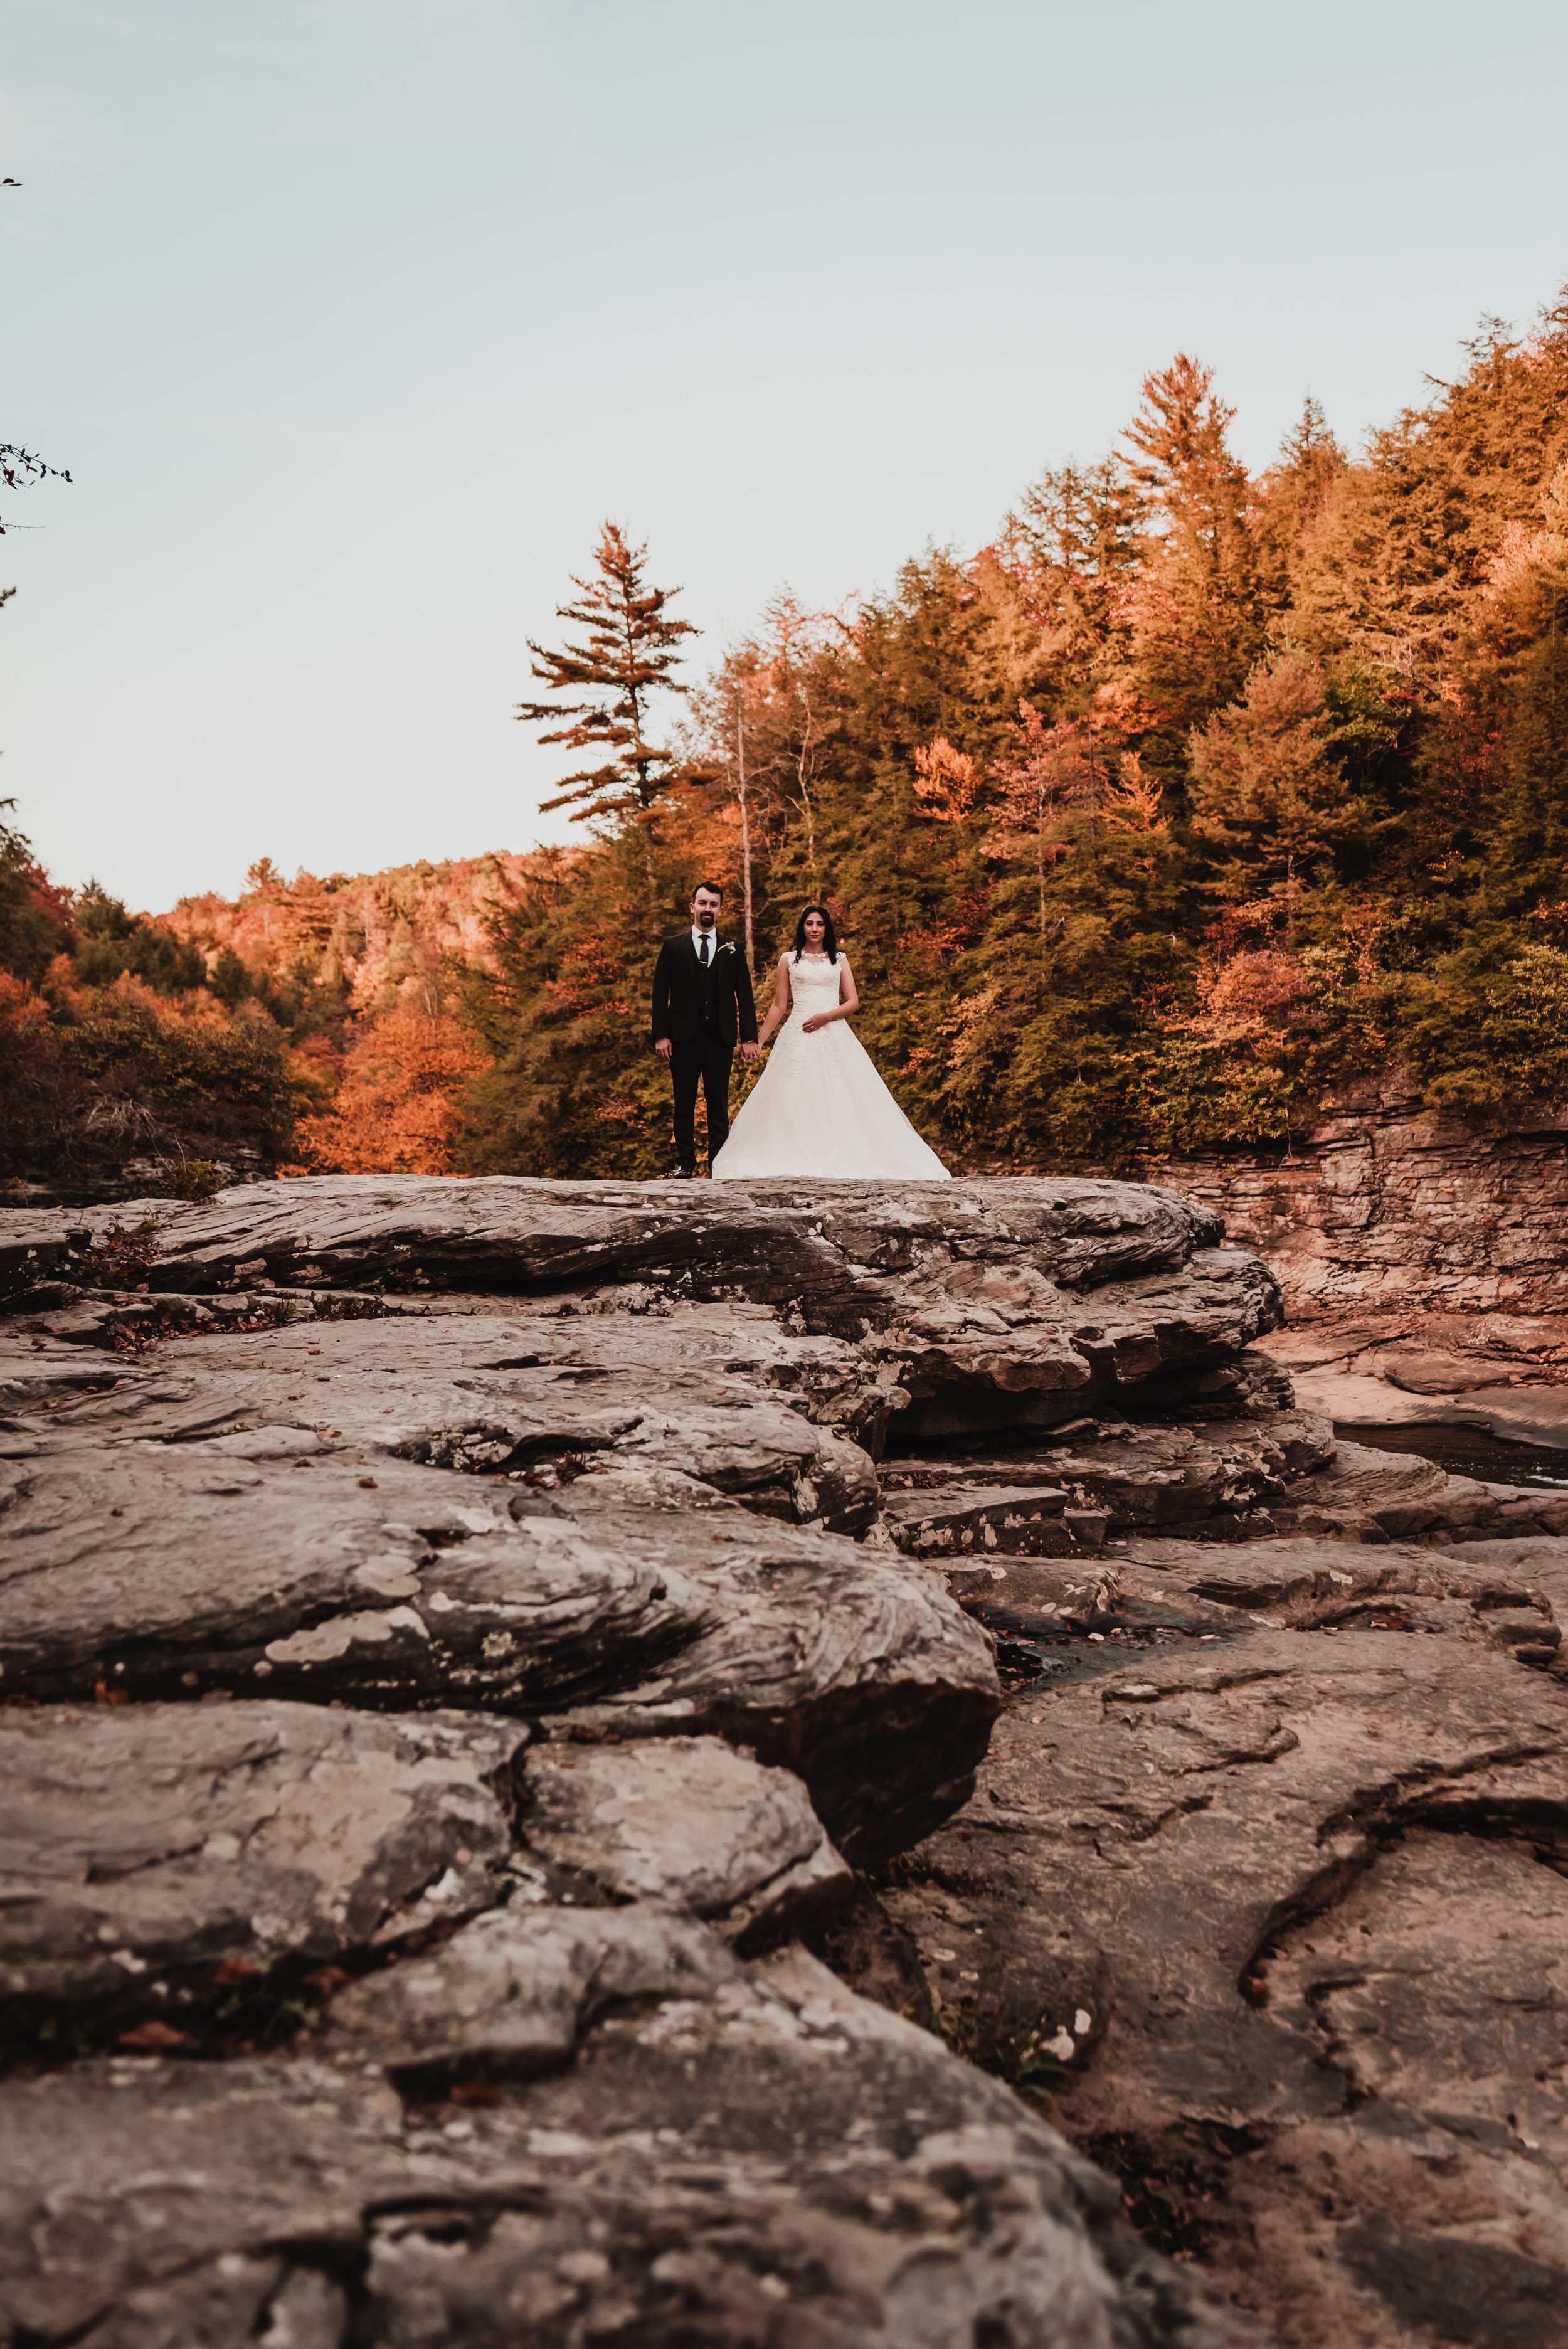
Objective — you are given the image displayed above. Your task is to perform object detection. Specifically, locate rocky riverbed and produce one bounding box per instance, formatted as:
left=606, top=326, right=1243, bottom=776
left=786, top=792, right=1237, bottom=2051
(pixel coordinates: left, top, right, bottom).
left=3, top=1174, right=1565, bottom=2348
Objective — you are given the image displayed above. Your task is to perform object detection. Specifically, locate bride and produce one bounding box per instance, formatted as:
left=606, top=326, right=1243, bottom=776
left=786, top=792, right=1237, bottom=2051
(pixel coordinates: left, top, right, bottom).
left=711, top=905, right=950, bottom=1181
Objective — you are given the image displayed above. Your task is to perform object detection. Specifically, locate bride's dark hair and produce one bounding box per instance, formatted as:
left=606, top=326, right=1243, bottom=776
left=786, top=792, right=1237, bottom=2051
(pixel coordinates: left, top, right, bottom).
left=792, top=904, right=838, bottom=963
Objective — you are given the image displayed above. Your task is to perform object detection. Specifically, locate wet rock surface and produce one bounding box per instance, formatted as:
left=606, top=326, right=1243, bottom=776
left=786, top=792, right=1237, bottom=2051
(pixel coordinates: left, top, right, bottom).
left=10, top=1174, right=1568, bottom=2343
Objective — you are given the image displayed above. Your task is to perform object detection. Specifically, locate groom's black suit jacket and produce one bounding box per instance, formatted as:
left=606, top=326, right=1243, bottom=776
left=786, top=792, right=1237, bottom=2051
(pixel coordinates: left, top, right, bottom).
left=650, top=932, right=758, bottom=1049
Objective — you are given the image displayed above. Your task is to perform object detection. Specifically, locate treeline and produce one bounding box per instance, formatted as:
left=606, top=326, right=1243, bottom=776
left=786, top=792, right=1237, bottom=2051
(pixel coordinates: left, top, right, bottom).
left=0, top=816, right=308, bottom=1194
left=4, top=290, right=1566, bottom=1194
left=0, top=835, right=516, bottom=1195
left=470, top=294, right=1568, bottom=1175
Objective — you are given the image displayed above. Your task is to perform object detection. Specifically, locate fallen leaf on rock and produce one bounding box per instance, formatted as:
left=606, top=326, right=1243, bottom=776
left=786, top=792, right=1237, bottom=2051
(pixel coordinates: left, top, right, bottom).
left=303, top=1965, right=353, bottom=1996
left=447, top=2079, right=506, bottom=2106
left=117, top=2021, right=193, bottom=2051
left=92, top=1680, right=129, bottom=1706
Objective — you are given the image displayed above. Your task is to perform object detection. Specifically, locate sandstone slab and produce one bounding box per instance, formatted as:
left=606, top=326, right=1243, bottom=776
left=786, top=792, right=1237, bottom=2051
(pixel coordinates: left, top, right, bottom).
left=0, top=1447, right=997, bottom=1864
left=326, top=1901, right=736, bottom=2083
left=882, top=1482, right=1079, bottom=1560
left=882, top=1413, right=1337, bottom=1542
left=1, top=1309, right=879, bottom=1530
left=945, top=1554, right=1121, bottom=1638
left=517, top=1734, right=850, bottom=1943
left=129, top=1170, right=1225, bottom=1301
left=0, top=1200, right=195, bottom=1303
left=14, top=1174, right=1286, bottom=1437
left=0, top=1701, right=526, bottom=2043
left=1284, top=1437, right=1568, bottom=1543
left=1120, top=1528, right=1567, bottom=1651
left=872, top=1606, right=1568, bottom=2347
left=0, top=1931, right=1259, bottom=2348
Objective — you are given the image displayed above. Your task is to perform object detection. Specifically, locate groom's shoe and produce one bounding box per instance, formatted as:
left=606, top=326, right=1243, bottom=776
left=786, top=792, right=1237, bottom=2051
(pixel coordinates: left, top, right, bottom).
left=669, top=1164, right=696, bottom=1179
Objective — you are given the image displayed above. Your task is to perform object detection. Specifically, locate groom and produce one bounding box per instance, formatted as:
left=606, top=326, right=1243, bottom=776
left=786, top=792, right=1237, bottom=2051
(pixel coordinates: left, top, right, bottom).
left=650, top=881, right=760, bottom=1176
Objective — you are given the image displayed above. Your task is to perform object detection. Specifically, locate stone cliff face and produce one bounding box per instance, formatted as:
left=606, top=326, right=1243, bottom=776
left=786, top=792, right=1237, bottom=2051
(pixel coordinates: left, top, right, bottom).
left=1152, top=1096, right=1568, bottom=1319
left=3, top=1174, right=1567, bottom=2348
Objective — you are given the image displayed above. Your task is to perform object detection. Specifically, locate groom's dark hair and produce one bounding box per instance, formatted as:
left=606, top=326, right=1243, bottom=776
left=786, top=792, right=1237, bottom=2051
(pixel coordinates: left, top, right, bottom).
left=792, top=904, right=839, bottom=963
left=691, top=880, right=724, bottom=901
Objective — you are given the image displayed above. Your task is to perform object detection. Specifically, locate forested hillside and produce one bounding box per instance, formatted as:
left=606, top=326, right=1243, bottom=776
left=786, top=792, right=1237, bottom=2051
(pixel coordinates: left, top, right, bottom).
left=0, top=843, right=527, bottom=1194
left=4, top=293, right=1565, bottom=1194
left=476, top=295, right=1568, bottom=1175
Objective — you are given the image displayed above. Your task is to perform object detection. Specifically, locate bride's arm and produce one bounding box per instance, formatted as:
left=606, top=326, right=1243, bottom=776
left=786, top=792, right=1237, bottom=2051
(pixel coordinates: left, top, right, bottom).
left=800, top=957, right=860, bottom=1034
left=756, top=957, right=792, bottom=1046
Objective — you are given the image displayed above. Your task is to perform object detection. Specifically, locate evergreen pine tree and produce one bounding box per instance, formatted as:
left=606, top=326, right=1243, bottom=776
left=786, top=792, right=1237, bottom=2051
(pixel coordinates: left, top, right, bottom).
left=516, top=523, right=698, bottom=894
left=1187, top=652, right=1366, bottom=909
left=1485, top=632, right=1568, bottom=916
left=1115, top=353, right=1264, bottom=743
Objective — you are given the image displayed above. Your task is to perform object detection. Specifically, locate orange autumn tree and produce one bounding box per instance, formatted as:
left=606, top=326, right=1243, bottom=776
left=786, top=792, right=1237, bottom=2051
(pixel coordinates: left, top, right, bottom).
left=294, top=1004, right=481, bottom=1174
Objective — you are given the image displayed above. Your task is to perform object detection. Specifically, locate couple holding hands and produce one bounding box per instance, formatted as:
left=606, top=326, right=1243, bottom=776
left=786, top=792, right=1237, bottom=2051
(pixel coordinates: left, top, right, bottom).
left=649, top=879, right=948, bottom=1183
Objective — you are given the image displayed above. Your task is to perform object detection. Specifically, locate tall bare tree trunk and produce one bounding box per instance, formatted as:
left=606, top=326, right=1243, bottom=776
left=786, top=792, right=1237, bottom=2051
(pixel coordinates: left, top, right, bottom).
left=630, top=679, right=658, bottom=906
left=735, top=692, right=755, bottom=973
left=797, top=754, right=819, bottom=896
left=637, top=805, right=657, bottom=906
left=794, top=685, right=822, bottom=896
left=1037, top=780, right=1049, bottom=948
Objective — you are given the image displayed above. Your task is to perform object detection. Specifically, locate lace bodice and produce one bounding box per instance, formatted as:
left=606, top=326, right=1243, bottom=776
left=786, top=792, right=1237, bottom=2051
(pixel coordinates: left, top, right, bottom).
left=783, top=953, right=845, bottom=1022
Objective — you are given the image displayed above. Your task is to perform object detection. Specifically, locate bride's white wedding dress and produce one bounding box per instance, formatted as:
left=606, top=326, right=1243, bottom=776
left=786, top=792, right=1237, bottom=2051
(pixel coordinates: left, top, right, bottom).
left=712, top=952, right=950, bottom=1181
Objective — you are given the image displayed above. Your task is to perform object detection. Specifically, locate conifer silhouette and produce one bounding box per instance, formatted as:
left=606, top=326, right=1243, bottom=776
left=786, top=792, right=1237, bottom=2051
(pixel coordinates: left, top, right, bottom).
left=516, top=523, right=697, bottom=892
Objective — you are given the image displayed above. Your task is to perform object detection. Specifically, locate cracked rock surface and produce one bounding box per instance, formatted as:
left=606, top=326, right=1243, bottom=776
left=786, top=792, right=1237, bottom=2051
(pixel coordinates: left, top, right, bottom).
left=21, top=1176, right=1568, bottom=2344
left=0, top=1701, right=527, bottom=2042
left=867, top=1511, right=1568, bottom=2346
left=0, top=1173, right=1284, bottom=2347
left=0, top=1941, right=1258, bottom=2348
left=516, top=1732, right=850, bottom=1943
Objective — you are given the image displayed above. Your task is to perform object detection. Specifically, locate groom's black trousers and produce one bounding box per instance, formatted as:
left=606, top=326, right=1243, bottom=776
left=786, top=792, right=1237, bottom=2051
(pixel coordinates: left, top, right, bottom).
left=670, top=1035, right=733, bottom=1169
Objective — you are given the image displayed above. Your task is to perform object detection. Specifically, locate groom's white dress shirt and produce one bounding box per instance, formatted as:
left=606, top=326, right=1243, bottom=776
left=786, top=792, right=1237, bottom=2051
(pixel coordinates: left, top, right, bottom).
left=691, top=925, right=718, bottom=962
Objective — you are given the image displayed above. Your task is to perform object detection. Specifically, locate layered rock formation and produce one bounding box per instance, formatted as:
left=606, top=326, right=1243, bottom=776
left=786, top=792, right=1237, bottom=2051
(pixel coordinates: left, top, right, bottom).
left=4, top=1171, right=1565, bottom=2346
left=1152, top=1095, right=1568, bottom=1320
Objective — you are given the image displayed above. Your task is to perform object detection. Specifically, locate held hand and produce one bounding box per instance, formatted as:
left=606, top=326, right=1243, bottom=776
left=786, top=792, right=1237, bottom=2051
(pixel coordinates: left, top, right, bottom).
left=654, top=1037, right=673, bottom=1062
left=739, top=1041, right=761, bottom=1064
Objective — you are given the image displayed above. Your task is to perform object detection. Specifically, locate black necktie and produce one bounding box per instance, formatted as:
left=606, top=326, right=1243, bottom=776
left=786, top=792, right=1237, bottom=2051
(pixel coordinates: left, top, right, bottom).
left=699, top=934, right=710, bottom=966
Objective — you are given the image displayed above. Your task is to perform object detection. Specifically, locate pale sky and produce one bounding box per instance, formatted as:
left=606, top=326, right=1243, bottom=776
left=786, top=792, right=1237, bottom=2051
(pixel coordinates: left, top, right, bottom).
left=4, top=0, right=1566, bottom=911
